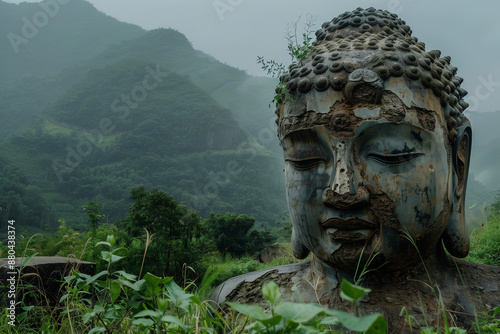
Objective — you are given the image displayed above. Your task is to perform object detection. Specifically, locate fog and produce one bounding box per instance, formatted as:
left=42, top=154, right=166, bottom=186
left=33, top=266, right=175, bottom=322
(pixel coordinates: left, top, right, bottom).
left=5, top=0, right=500, bottom=112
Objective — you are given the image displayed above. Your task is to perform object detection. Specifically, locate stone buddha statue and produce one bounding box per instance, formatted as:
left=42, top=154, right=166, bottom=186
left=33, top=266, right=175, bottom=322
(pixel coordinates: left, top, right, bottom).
left=211, top=7, right=500, bottom=331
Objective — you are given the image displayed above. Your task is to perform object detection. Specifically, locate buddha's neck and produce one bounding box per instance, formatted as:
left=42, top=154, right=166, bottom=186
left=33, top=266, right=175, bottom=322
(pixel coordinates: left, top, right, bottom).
left=309, top=244, right=453, bottom=288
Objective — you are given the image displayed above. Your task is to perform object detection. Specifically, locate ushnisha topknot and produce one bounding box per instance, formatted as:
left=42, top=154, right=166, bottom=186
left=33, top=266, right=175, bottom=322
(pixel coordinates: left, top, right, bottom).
left=277, top=7, right=469, bottom=140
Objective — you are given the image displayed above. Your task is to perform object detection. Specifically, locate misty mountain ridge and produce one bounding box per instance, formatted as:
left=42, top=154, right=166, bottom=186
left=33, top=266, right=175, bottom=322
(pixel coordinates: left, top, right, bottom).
left=0, top=0, right=497, bottom=233
left=0, top=0, right=285, bottom=230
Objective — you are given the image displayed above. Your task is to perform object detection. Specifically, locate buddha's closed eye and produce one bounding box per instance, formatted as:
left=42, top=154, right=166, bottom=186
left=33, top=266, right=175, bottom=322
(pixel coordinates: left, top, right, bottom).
left=367, top=152, right=423, bottom=165
left=286, top=157, right=326, bottom=171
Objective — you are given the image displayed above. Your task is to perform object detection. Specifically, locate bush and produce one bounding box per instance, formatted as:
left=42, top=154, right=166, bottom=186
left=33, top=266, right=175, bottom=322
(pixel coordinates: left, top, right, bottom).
left=467, top=197, right=500, bottom=266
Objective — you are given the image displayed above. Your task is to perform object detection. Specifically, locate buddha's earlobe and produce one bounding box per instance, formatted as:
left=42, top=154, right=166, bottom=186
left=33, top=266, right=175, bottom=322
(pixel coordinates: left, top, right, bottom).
left=291, top=227, right=310, bottom=259
left=443, top=126, right=471, bottom=258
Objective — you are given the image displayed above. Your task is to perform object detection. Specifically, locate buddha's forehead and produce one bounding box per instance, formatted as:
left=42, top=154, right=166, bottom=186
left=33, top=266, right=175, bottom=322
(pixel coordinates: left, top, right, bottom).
left=278, top=89, right=443, bottom=141
left=275, top=7, right=470, bottom=144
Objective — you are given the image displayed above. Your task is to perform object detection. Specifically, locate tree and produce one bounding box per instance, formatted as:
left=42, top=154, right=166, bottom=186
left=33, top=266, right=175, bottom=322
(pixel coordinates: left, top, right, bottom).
left=117, top=186, right=212, bottom=278
left=82, top=201, right=104, bottom=235
left=206, top=213, right=276, bottom=256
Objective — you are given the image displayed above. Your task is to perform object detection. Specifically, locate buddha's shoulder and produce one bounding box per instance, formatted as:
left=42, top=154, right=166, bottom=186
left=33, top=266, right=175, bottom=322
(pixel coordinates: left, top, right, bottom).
left=210, top=261, right=311, bottom=305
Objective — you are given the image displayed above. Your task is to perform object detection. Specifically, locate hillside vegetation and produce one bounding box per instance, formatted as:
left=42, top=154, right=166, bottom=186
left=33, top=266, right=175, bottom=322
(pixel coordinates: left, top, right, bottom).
left=0, top=0, right=285, bottom=232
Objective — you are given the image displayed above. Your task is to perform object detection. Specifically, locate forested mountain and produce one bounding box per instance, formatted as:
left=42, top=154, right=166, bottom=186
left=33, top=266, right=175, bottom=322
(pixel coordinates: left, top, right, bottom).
left=0, top=0, right=145, bottom=139
left=0, top=0, right=286, bottom=232
left=0, top=0, right=144, bottom=84
left=0, top=0, right=497, bottom=235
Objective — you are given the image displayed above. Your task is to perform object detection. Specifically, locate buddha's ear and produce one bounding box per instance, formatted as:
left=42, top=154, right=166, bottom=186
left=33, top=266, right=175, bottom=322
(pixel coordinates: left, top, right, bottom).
left=443, top=122, right=472, bottom=258
left=291, top=227, right=310, bottom=259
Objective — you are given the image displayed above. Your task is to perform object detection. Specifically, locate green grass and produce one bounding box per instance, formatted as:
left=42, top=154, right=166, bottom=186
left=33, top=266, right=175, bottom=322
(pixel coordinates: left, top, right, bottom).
left=466, top=210, right=500, bottom=266
left=2, top=204, right=500, bottom=333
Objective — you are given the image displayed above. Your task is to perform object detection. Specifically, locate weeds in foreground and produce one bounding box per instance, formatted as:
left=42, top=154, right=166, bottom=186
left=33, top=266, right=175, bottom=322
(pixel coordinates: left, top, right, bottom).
left=1, top=231, right=499, bottom=333
left=228, top=279, right=386, bottom=333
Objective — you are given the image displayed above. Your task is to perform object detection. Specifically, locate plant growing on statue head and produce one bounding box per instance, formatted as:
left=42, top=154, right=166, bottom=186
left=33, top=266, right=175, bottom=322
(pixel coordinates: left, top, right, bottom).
left=257, top=14, right=316, bottom=107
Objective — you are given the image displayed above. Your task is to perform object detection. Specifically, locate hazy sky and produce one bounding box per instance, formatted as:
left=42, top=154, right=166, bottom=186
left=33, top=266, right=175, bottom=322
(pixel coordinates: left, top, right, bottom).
left=5, top=0, right=500, bottom=112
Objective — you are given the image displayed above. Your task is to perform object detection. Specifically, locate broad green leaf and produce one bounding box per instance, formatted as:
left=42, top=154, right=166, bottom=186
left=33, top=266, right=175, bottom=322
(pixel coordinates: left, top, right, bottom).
left=340, top=279, right=371, bottom=304
left=262, top=281, right=280, bottom=305
left=81, top=298, right=92, bottom=305
left=106, top=234, right=115, bottom=246
left=115, top=270, right=137, bottom=281
left=111, top=246, right=128, bottom=255
left=157, top=297, right=169, bottom=312
left=189, top=295, right=203, bottom=306
left=59, top=293, right=69, bottom=303
left=75, top=272, right=91, bottom=283
left=364, top=313, right=388, bottom=334
left=260, top=315, right=283, bottom=327
left=93, top=304, right=105, bottom=313
left=161, top=315, right=184, bottom=327
left=88, top=327, right=107, bottom=334
left=110, top=281, right=121, bottom=302
left=493, top=305, right=500, bottom=316
left=122, top=278, right=145, bottom=292
left=335, top=311, right=386, bottom=333
left=143, top=273, right=172, bottom=296
left=132, top=318, right=155, bottom=327
left=227, top=302, right=270, bottom=321
left=318, top=316, right=341, bottom=326
left=165, top=279, right=193, bottom=312
left=21, top=305, right=35, bottom=312
left=17, top=311, right=29, bottom=322
left=128, top=298, right=143, bottom=309
left=135, top=309, right=161, bottom=318
left=275, top=302, right=328, bottom=323
left=100, top=250, right=124, bottom=264
left=82, top=312, right=94, bottom=324
left=64, top=275, right=76, bottom=282
left=95, top=241, right=111, bottom=248
left=448, top=327, right=467, bottom=334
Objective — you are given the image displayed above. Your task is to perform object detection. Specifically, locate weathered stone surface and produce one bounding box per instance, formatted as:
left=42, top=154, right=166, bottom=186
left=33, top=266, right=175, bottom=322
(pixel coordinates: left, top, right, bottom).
left=257, top=244, right=289, bottom=263
left=212, top=7, right=499, bottom=333
left=0, top=256, right=95, bottom=307
left=213, top=249, right=500, bottom=332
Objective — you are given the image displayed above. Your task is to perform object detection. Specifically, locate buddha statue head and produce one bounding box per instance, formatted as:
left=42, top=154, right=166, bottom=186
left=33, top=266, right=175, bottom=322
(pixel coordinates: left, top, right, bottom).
left=276, top=7, right=472, bottom=274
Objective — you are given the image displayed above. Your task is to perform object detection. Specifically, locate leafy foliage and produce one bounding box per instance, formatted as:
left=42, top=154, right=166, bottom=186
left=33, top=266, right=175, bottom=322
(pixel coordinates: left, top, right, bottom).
left=228, top=280, right=387, bottom=333
left=257, top=15, right=316, bottom=107
left=83, top=201, right=105, bottom=234
left=0, top=56, right=286, bottom=232
left=206, top=212, right=276, bottom=256
left=2, top=228, right=499, bottom=333
left=117, top=186, right=213, bottom=279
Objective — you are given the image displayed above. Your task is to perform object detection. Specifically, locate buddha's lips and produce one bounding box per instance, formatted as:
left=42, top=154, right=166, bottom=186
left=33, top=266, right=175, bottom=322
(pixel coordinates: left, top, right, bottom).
left=326, top=228, right=373, bottom=242
left=321, top=217, right=376, bottom=230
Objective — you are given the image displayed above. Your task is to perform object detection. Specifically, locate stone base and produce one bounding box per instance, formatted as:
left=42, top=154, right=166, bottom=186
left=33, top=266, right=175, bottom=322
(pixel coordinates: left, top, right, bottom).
left=0, top=256, right=95, bottom=308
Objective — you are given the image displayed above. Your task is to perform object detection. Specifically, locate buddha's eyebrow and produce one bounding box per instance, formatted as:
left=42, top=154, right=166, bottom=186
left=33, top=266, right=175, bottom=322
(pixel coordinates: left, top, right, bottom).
left=283, top=129, right=321, bottom=145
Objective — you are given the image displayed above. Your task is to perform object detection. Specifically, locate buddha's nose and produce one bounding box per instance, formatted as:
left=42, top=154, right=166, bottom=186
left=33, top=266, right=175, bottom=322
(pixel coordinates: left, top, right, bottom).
left=323, top=148, right=369, bottom=210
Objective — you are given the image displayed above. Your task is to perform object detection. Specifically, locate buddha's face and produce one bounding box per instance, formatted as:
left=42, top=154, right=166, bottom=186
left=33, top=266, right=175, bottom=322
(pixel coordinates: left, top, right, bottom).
left=281, top=93, right=452, bottom=272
